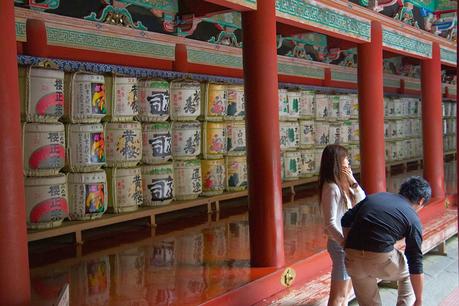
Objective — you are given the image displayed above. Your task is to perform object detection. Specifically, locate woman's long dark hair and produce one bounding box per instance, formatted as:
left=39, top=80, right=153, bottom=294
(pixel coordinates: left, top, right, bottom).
left=318, top=144, right=355, bottom=205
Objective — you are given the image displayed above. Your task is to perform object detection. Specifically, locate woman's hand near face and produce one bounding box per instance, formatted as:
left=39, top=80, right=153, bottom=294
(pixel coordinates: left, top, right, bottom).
left=342, top=166, right=357, bottom=185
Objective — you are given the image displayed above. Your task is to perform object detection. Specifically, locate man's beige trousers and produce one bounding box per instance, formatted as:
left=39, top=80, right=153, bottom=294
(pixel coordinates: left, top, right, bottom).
left=345, top=248, right=415, bottom=306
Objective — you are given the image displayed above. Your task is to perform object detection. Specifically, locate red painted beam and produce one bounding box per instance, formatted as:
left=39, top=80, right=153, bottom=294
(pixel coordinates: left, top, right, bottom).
left=278, top=75, right=323, bottom=86
left=0, top=1, right=31, bottom=305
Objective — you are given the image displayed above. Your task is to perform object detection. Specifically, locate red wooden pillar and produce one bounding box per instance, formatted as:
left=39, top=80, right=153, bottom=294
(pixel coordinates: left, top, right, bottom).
left=357, top=21, right=386, bottom=194
left=421, top=42, right=445, bottom=198
left=0, top=1, right=31, bottom=305
left=241, top=0, right=285, bottom=267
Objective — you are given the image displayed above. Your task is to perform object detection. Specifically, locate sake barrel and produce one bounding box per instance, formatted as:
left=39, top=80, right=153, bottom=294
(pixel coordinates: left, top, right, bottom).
left=106, top=76, right=138, bottom=122
left=137, top=79, right=170, bottom=122
left=105, top=121, right=142, bottom=167
left=201, top=159, right=225, bottom=196
left=225, top=85, right=245, bottom=120
left=393, top=98, right=402, bottom=118
left=66, top=123, right=105, bottom=172
left=202, top=121, right=226, bottom=159
left=106, top=167, right=143, bottom=213
left=443, top=119, right=448, bottom=134
left=226, top=121, right=246, bottom=156
left=66, top=73, right=106, bottom=123
left=280, top=121, right=300, bottom=151
left=170, top=80, right=201, bottom=120
left=384, top=121, right=390, bottom=139
left=329, top=95, right=340, bottom=120
left=173, top=160, right=202, bottom=200
left=23, top=67, right=65, bottom=122
left=396, top=120, right=405, bottom=138
left=350, top=120, right=360, bottom=143
left=388, top=120, right=397, bottom=139
left=68, top=171, right=108, bottom=220
left=172, top=121, right=201, bottom=160
left=287, top=90, right=300, bottom=121
left=409, top=98, right=419, bottom=116
left=314, top=148, right=323, bottom=174
left=343, top=121, right=353, bottom=143
left=404, top=140, right=413, bottom=159
left=388, top=140, right=397, bottom=161
left=299, top=120, right=315, bottom=148
left=315, top=94, right=330, bottom=121
left=201, top=83, right=227, bottom=121
left=23, top=122, right=65, bottom=176
left=340, top=121, right=350, bottom=144
left=142, top=163, right=174, bottom=206
left=298, top=149, right=315, bottom=178
left=349, top=94, right=359, bottom=118
left=349, top=145, right=361, bottom=168
left=339, top=95, right=352, bottom=120
left=279, top=89, right=289, bottom=121
left=25, top=174, right=68, bottom=229
left=400, top=98, right=410, bottom=117
left=442, top=103, right=446, bottom=117
left=396, top=140, right=405, bottom=161
left=384, top=97, right=391, bottom=117
left=314, top=121, right=330, bottom=147
left=299, top=91, right=315, bottom=119
left=142, top=122, right=172, bottom=164
left=225, top=156, right=247, bottom=191
left=385, top=141, right=392, bottom=162
left=329, top=122, right=342, bottom=145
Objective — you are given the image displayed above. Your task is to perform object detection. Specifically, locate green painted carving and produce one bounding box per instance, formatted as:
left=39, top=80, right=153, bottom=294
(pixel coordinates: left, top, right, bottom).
left=405, top=80, right=421, bottom=90
left=384, top=77, right=400, bottom=88
left=208, top=31, right=242, bottom=47
left=437, top=0, right=457, bottom=11
left=16, top=21, right=26, bottom=41
left=116, top=0, right=179, bottom=13
left=278, top=62, right=324, bottom=79
left=204, top=12, right=242, bottom=47
left=46, top=27, right=174, bottom=59
left=15, top=0, right=60, bottom=11
left=331, top=70, right=357, bottom=83
left=275, top=0, right=371, bottom=41
left=440, top=48, right=457, bottom=65
left=204, top=12, right=242, bottom=29
left=405, top=0, right=436, bottom=12
left=188, top=49, right=243, bottom=68
left=85, top=5, right=147, bottom=30
left=382, top=28, right=432, bottom=58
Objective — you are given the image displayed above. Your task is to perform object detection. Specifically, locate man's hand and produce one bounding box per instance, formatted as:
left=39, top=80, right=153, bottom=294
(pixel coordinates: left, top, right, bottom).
left=410, top=273, right=424, bottom=306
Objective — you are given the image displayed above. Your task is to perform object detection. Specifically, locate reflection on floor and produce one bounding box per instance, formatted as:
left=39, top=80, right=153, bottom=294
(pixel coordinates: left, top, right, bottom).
left=29, top=193, right=326, bottom=305
left=386, top=160, right=456, bottom=195
left=29, top=161, right=457, bottom=306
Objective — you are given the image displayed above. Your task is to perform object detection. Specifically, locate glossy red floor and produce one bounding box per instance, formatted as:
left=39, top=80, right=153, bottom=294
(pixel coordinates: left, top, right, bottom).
left=29, top=161, right=457, bottom=306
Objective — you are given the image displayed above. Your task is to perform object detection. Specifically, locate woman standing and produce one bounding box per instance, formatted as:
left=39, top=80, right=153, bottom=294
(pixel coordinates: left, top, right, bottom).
left=319, top=144, right=365, bottom=306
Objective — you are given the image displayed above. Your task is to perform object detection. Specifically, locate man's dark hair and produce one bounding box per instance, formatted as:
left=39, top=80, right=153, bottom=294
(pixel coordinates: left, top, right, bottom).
left=399, top=176, right=432, bottom=204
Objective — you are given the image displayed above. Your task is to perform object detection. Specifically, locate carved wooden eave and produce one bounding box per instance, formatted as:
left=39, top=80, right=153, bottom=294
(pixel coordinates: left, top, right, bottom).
left=206, top=0, right=257, bottom=11
left=275, top=0, right=456, bottom=65
left=384, top=73, right=402, bottom=89
left=15, top=7, right=179, bottom=61
left=277, top=55, right=326, bottom=80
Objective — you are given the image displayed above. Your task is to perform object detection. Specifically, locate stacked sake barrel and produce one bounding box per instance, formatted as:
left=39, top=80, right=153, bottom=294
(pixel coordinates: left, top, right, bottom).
left=138, top=79, right=174, bottom=206
left=170, top=80, right=203, bottom=200
left=64, top=72, right=109, bottom=220
left=442, top=101, right=457, bottom=152
left=297, top=91, right=316, bottom=178
left=103, top=75, right=143, bottom=213
left=346, top=94, right=361, bottom=170
left=200, top=83, right=227, bottom=196
left=20, top=66, right=69, bottom=229
left=224, top=85, right=248, bottom=192
left=384, top=97, right=422, bottom=163
left=279, top=89, right=301, bottom=181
